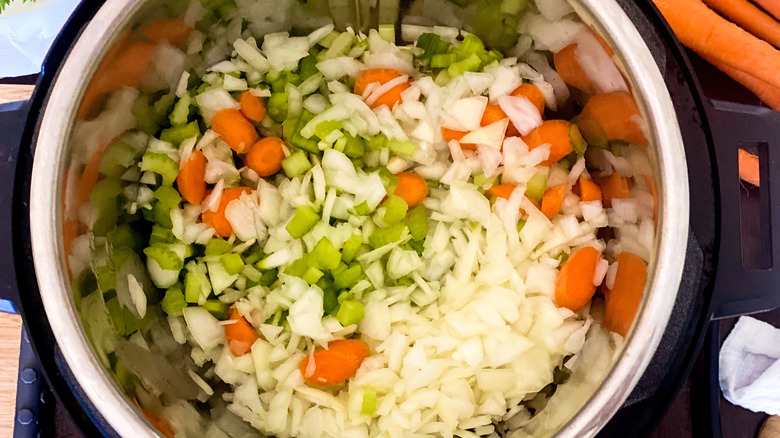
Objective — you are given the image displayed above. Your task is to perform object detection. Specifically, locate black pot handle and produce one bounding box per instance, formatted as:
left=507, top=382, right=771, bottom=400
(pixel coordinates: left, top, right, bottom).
left=706, top=100, right=780, bottom=319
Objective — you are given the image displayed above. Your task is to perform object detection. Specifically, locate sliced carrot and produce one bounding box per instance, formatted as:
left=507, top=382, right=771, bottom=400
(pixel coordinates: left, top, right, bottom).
left=540, top=184, right=567, bottom=219
left=577, top=177, right=603, bottom=203
left=599, top=172, right=631, bottom=208
left=441, top=127, right=476, bottom=151
left=76, top=143, right=110, bottom=205
left=486, top=184, right=541, bottom=211
left=738, top=148, right=760, bottom=187
left=702, top=0, right=780, bottom=49
left=239, top=91, right=267, bottom=122
left=643, top=174, right=659, bottom=222
left=354, top=69, right=409, bottom=109
left=371, top=82, right=411, bottom=109
left=603, top=251, right=647, bottom=337
left=225, top=308, right=260, bottom=356
left=480, top=103, right=508, bottom=127
left=201, top=187, right=253, bottom=238
left=394, top=172, right=428, bottom=207
left=142, top=409, right=175, bottom=438
left=176, top=150, right=207, bottom=205
left=555, top=246, right=601, bottom=312
left=511, top=83, right=546, bottom=116
left=210, top=109, right=259, bottom=154
left=522, top=120, right=576, bottom=166
left=579, top=92, right=648, bottom=146
left=554, top=44, right=599, bottom=95
left=299, top=339, right=370, bottom=387
left=245, top=137, right=284, bottom=177
left=144, top=18, right=192, bottom=47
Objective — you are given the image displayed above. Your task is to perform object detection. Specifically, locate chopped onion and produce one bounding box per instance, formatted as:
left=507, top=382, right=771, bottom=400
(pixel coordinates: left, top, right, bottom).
left=497, top=95, right=543, bottom=136
left=593, top=258, right=609, bottom=286
left=573, top=30, right=628, bottom=94
left=459, top=119, right=509, bottom=150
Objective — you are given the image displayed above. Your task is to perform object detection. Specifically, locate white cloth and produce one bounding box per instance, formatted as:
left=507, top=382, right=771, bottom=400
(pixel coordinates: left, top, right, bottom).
left=0, top=0, right=81, bottom=78
left=719, top=316, right=780, bottom=415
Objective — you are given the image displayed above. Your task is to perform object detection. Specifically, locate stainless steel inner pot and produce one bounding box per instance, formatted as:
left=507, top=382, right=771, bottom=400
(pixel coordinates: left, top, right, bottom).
left=28, top=0, right=689, bottom=436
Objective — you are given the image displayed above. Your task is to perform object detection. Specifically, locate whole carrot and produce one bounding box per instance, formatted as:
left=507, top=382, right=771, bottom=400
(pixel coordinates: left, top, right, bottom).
left=653, top=0, right=780, bottom=90
left=700, top=53, right=780, bottom=112
left=702, top=0, right=780, bottom=49
left=754, top=0, right=780, bottom=21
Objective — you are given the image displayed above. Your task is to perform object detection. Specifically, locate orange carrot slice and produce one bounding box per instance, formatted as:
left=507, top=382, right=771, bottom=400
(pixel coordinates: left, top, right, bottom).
left=486, top=184, right=541, bottom=211
left=225, top=308, right=260, bottom=356
left=522, top=120, right=576, bottom=166
left=143, top=18, right=193, bottom=47
left=554, top=44, right=599, bottom=95
left=511, top=83, right=546, bottom=116
left=176, top=150, right=207, bottom=205
left=555, top=246, right=601, bottom=312
left=577, top=177, right=603, bottom=203
left=245, top=137, right=284, bottom=177
left=202, top=187, right=253, bottom=238
left=354, top=69, right=409, bottom=109
left=738, top=148, right=760, bottom=187
left=299, top=339, right=371, bottom=387
left=239, top=91, right=267, bottom=122
left=540, top=184, right=567, bottom=219
left=211, top=109, right=258, bottom=154
left=441, top=127, right=476, bottom=151
left=480, top=103, right=509, bottom=127
left=603, top=251, right=647, bottom=336
left=394, top=172, right=428, bottom=207
left=599, top=172, right=630, bottom=208
left=579, top=92, right=648, bottom=146
left=76, top=143, right=111, bottom=205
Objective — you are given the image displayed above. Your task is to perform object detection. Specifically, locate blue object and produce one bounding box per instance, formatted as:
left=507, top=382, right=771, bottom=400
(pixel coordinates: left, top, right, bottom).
left=0, top=298, right=16, bottom=314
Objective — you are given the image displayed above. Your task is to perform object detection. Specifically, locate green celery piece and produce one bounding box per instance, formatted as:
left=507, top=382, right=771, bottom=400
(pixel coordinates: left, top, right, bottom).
left=184, top=271, right=203, bottom=303
left=299, top=54, right=320, bottom=80
left=205, top=238, right=232, bottom=256
left=351, top=201, right=372, bottom=216
left=378, top=167, right=399, bottom=192
left=149, top=224, right=177, bottom=246
left=434, top=70, right=451, bottom=86
left=284, top=257, right=309, bottom=278
left=154, top=92, right=176, bottom=120
left=448, top=53, right=483, bottom=77
left=334, top=264, right=362, bottom=290
left=309, top=238, right=341, bottom=271
left=242, top=264, right=263, bottom=282
left=577, top=118, right=608, bottom=148
left=282, top=118, right=297, bottom=140
left=281, top=150, right=313, bottom=178
left=525, top=172, right=548, bottom=204
left=382, top=195, right=408, bottom=224
left=361, top=386, right=377, bottom=415
left=315, top=120, right=342, bottom=139
left=416, top=33, right=441, bottom=58
left=89, top=178, right=123, bottom=236
left=161, top=283, right=188, bottom=315
left=152, top=186, right=182, bottom=228
left=140, top=152, right=179, bottom=186
left=558, top=152, right=578, bottom=170
left=609, top=140, right=629, bottom=157
left=455, top=34, right=485, bottom=59
left=219, top=253, right=245, bottom=275
left=501, top=0, right=528, bottom=14
left=406, top=204, right=429, bottom=242
left=326, top=32, right=354, bottom=58
left=322, top=286, right=339, bottom=315
left=343, top=134, right=365, bottom=158
left=290, top=110, right=321, bottom=154
left=387, top=139, right=416, bottom=157
left=143, top=245, right=184, bottom=271
left=267, top=92, right=289, bottom=123
left=114, top=361, right=137, bottom=396
left=408, top=239, right=425, bottom=255
left=431, top=53, right=456, bottom=68
left=94, top=263, right=116, bottom=293
left=107, top=224, right=144, bottom=253
left=243, top=246, right=266, bottom=265
left=286, top=205, right=320, bottom=238
left=366, top=135, right=388, bottom=152
left=203, top=299, right=230, bottom=319
left=99, top=141, right=139, bottom=177
left=517, top=218, right=526, bottom=232
left=318, top=31, right=340, bottom=48
left=169, top=93, right=192, bottom=126
left=303, top=266, right=324, bottom=284
left=133, top=94, right=160, bottom=135
left=160, top=121, right=200, bottom=146
left=258, top=268, right=278, bottom=287
left=336, top=299, right=364, bottom=326
left=341, top=234, right=363, bottom=263
left=369, top=223, right=405, bottom=249
left=569, top=124, right=588, bottom=156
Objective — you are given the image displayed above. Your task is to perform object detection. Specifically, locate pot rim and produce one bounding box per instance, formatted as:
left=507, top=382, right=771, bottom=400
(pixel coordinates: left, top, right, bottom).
left=28, top=0, right=689, bottom=436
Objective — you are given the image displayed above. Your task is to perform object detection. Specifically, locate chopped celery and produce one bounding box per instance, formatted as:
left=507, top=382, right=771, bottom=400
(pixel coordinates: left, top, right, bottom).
left=378, top=168, right=399, bottom=192
left=184, top=271, right=203, bottom=303
left=570, top=124, right=588, bottom=155
left=501, top=0, right=528, bottom=14
left=219, top=253, right=245, bottom=275
left=360, top=386, right=377, bottom=415
left=408, top=239, right=424, bottom=255
left=387, top=139, right=416, bottom=157
left=609, top=140, right=629, bottom=157
left=318, top=31, right=340, bottom=48
left=526, top=172, right=548, bottom=204
left=290, top=110, right=321, bottom=154
left=284, top=257, right=309, bottom=277
left=133, top=94, right=162, bottom=135
left=205, top=238, right=231, bottom=256
left=326, top=32, right=354, bottom=58
left=267, top=92, right=289, bottom=123
left=455, top=34, right=485, bottom=59
left=434, top=70, right=451, bottom=86
left=382, top=195, right=408, bottom=224
left=90, top=178, right=123, bottom=236
left=309, top=238, right=341, bottom=271
left=94, top=263, right=115, bottom=293
left=369, top=223, right=405, bottom=248
left=516, top=218, right=526, bottom=232
left=160, top=121, right=200, bottom=145
left=258, top=269, right=278, bottom=287
left=203, top=299, right=230, bottom=319
left=431, top=53, right=456, bottom=68
left=315, top=120, right=342, bottom=139
left=378, top=24, right=395, bottom=43
left=322, top=286, right=339, bottom=315
left=558, top=152, right=578, bottom=170
left=243, top=247, right=266, bottom=265
left=351, top=201, right=372, bottom=216
left=143, top=245, right=184, bottom=271
left=169, top=93, right=192, bottom=126
left=407, top=204, right=429, bottom=241
left=366, top=135, right=388, bottom=152
left=149, top=224, right=177, bottom=245
left=343, top=134, right=365, bottom=158
left=140, top=152, right=179, bottom=186
left=114, top=361, right=137, bottom=395
left=152, top=186, right=181, bottom=227
left=303, top=266, right=324, bottom=284
left=242, top=264, right=262, bottom=282
left=162, top=284, right=188, bottom=315
left=341, top=235, right=363, bottom=263
left=448, top=53, right=482, bottom=77
left=286, top=205, right=320, bottom=238
left=298, top=54, right=319, bottom=80
left=99, top=141, right=139, bottom=178
left=283, top=118, right=297, bottom=140
left=416, top=33, right=441, bottom=58
left=207, top=260, right=239, bottom=295
left=334, top=264, right=362, bottom=289
left=281, top=150, right=313, bottom=178
left=107, top=224, right=144, bottom=253
left=336, top=299, right=364, bottom=326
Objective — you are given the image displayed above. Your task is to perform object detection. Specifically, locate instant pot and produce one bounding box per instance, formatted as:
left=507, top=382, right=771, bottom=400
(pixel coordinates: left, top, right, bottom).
left=0, top=0, right=779, bottom=436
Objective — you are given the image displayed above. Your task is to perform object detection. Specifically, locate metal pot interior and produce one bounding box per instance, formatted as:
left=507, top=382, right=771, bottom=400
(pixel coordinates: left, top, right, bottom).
left=29, top=0, right=689, bottom=436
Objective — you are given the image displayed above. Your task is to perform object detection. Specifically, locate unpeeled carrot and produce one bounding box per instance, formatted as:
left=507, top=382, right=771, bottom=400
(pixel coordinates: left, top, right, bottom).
left=486, top=184, right=541, bottom=211
left=354, top=69, right=409, bottom=109
left=579, top=92, right=648, bottom=146
left=239, top=91, right=267, bottom=122
left=702, top=0, right=780, bottom=49
left=225, top=308, right=260, bottom=356
left=653, top=0, right=780, bottom=90
left=298, top=339, right=370, bottom=387
left=394, top=172, right=428, bottom=207
left=603, top=251, right=647, bottom=337
left=143, top=18, right=193, bottom=47
left=441, top=127, right=476, bottom=151
left=522, top=120, right=576, bottom=165
left=754, top=0, right=780, bottom=21
left=540, top=184, right=567, bottom=219
left=202, top=187, right=253, bottom=238
left=77, top=143, right=110, bottom=205
left=176, top=150, right=207, bottom=205
left=555, top=246, right=601, bottom=312
left=210, top=109, right=259, bottom=154
left=245, top=137, right=284, bottom=177
left=511, top=83, right=546, bottom=116
left=577, top=177, right=603, bottom=202
left=701, top=54, right=780, bottom=112
left=738, top=148, right=760, bottom=187
left=599, top=172, right=631, bottom=208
